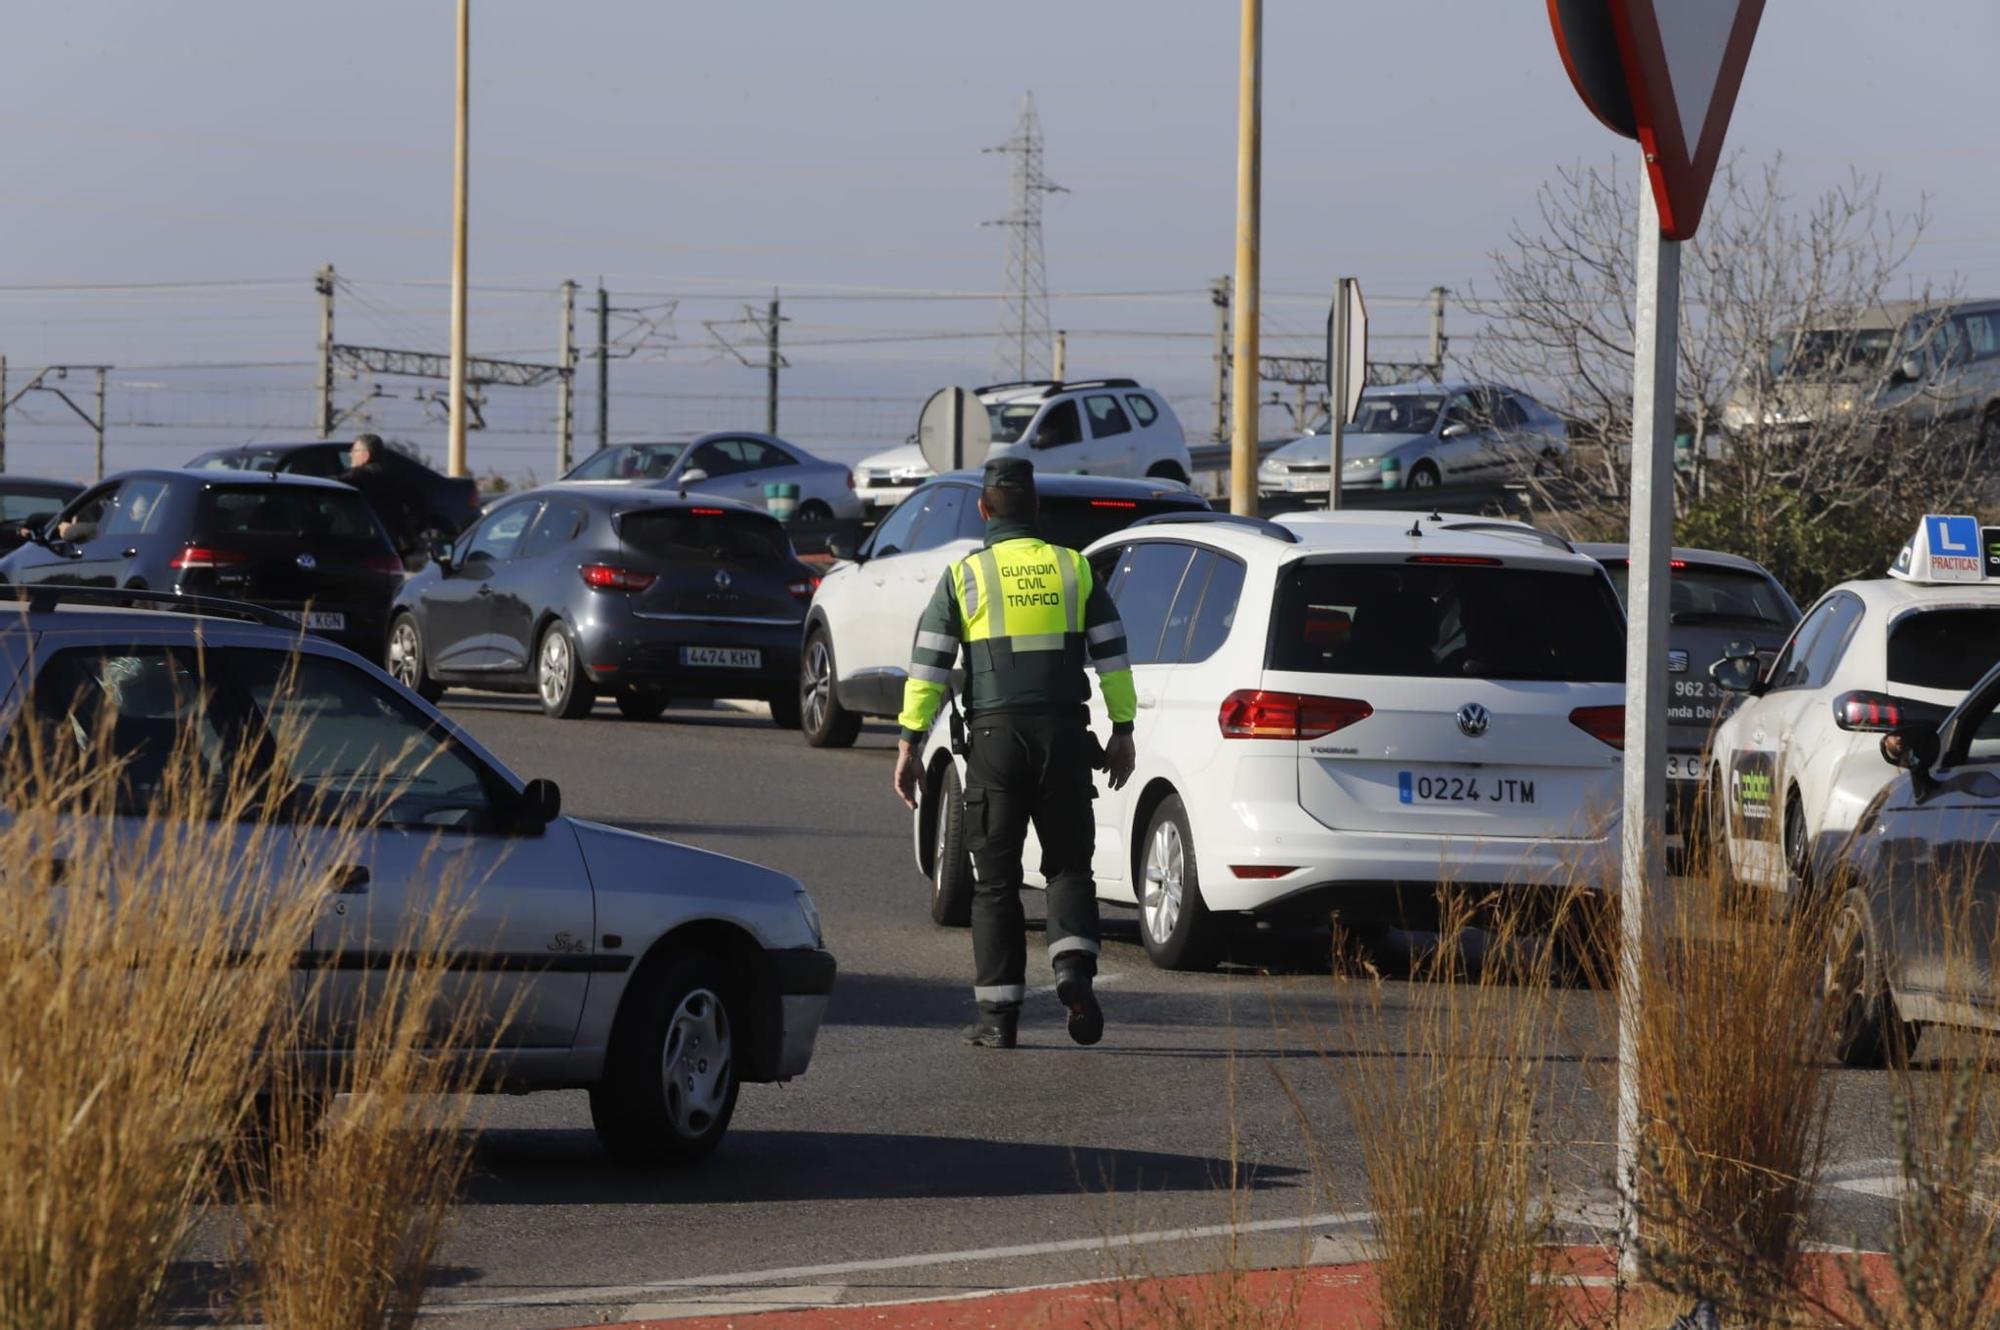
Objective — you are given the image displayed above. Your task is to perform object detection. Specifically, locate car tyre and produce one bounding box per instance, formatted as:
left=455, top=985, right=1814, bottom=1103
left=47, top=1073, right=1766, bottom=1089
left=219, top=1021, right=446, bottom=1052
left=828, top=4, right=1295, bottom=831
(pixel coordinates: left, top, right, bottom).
left=929, top=762, right=974, bottom=928
left=590, top=952, right=742, bottom=1166
left=1408, top=460, right=1441, bottom=490
left=537, top=622, right=595, bottom=719
left=1783, top=791, right=1813, bottom=906
left=1139, top=794, right=1221, bottom=970
left=386, top=613, right=446, bottom=703
left=795, top=499, right=833, bottom=523
left=1146, top=461, right=1190, bottom=485
left=1825, top=888, right=1918, bottom=1070
left=800, top=628, right=861, bottom=748
left=615, top=690, right=669, bottom=722
left=768, top=687, right=803, bottom=730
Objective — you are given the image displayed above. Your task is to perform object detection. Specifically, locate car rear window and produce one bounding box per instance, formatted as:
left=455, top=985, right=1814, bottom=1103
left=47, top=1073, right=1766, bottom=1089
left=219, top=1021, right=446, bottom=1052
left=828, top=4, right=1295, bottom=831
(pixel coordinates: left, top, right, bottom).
left=198, top=486, right=385, bottom=543
left=1887, top=608, right=2000, bottom=691
left=1602, top=560, right=1795, bottom=631
left=618, top=508, right=792, bottom=565
left=1270, top=560, right=1626, bottom=682
left=1037, top=495, right=1209, bottom=551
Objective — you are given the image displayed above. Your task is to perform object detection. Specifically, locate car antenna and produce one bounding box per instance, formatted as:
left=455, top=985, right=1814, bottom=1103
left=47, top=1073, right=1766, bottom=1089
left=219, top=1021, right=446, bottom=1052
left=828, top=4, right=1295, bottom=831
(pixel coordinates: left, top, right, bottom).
left=1405, top=518, right=1424, bottom=538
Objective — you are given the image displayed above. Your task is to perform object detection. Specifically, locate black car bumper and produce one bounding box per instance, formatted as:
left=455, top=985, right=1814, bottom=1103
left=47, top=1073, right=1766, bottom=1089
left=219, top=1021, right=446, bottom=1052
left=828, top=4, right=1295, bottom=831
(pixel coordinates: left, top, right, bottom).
left=577, top=617, right=803, bottom=699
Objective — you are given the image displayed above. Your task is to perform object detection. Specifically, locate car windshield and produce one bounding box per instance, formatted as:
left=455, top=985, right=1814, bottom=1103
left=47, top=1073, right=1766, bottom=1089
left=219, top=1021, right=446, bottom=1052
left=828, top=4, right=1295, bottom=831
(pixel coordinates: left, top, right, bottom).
left=1270, top=560, right=1626, bottom=682
left=569, top=444, right=684, bottom=481
left=1766, top=328, right=1897, bottom=383
left=986, top=403, right=1041, bottom=445
left=618, top=507, right=791, bottom=565
left=1602, top=561, right=1796, bottom=630
left=198, top=486, right=385, bottom=543
left=1887, top=608, right=2000, bottom=691
left=1351, top=395, right=1443, bottom=435
left=1036, top=495, right=1210, bottom=551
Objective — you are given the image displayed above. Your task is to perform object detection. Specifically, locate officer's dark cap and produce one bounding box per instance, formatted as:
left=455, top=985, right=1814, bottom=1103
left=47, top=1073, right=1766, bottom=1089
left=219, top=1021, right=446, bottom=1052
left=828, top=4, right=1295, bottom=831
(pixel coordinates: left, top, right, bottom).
left=983, top=457, right=1035, bottom=492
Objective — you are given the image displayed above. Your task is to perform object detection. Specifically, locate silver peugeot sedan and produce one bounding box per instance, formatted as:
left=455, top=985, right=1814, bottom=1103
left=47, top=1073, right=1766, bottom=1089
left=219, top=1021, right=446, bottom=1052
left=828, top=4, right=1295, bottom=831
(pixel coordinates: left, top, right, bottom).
left=562, top=432, right=863, bottom=522
left=0, top=585, right=835, bottom=1165
left=1258, top=381, right=1570, bottom=498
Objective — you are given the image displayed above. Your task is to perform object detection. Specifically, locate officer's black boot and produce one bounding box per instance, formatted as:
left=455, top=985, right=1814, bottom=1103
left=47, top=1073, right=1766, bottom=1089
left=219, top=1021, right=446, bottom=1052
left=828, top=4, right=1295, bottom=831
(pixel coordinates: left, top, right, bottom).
left=1054, top=962, right=1103, bottom=1047
left=962, top=1005, right=1019, bottom=1049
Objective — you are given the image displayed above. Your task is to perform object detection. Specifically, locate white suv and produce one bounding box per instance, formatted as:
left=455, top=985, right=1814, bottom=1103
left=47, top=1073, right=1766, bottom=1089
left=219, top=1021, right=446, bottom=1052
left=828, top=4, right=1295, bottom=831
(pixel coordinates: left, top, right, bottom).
left=853, top=379, right=1193, bottom=511
left=799, top=473, right=1211, bottom=746
left=912, top=510, right=1627, bottom=968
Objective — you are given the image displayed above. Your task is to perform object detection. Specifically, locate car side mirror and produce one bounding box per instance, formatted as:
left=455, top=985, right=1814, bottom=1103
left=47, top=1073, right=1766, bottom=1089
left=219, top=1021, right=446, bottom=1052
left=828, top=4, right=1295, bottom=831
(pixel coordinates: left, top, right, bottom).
left=678, top=468, right=710, bottom=485
left=1711, top=639, right=1763, bottom=694
left=516, top=777, right=562, bottom=833
left=1894, top=356, right=1925, bottom=385
left=826, top=534, right=861, bottom=562
left=429, top=538, right=455, bottom=569
left=1882, top=725, right=1942, bottom=799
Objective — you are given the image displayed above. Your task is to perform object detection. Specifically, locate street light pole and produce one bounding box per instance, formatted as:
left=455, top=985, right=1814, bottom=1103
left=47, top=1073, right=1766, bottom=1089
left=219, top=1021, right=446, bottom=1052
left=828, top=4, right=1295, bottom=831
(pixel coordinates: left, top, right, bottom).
left=445, top=0, right=471, bottom=479
left=1227, top=0, right=1262, bottom=517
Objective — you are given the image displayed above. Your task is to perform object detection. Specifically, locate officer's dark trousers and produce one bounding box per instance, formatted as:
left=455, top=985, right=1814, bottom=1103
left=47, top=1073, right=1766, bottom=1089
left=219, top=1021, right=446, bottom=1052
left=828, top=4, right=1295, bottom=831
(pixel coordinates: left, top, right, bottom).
left=962, top=708, right=1101, bottom=1013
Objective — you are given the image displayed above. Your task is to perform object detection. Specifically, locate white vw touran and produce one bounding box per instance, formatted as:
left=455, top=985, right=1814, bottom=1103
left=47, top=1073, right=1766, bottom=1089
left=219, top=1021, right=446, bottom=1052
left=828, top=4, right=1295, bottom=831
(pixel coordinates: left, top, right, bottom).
left=913, top=510, right=1628, bottom=968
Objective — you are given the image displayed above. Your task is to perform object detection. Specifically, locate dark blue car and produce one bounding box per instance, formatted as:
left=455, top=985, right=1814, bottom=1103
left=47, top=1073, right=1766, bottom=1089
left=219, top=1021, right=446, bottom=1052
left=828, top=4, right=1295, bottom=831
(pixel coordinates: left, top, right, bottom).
left=387, top=484, right=820, bottom=722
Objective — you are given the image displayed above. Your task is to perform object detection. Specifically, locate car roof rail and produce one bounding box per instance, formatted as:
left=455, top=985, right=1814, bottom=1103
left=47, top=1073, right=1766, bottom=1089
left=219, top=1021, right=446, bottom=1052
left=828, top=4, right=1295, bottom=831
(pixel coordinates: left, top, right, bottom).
left=1426, top=519, right=1576, bottom=554
left=1127, top=511, right=1300, bottom=543
left=973, top=378, right=1061, bottom=395
left=0, top=584, right=302, bottom=630
left=1050, top=377, right=1141, bottom=392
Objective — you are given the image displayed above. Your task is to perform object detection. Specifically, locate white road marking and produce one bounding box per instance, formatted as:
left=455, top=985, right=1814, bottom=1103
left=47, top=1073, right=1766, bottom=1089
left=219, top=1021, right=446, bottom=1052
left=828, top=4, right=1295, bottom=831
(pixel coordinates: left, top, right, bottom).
left=620, top=1283, right=847, bottom=1322
left=445, top=1206, right=1377, bottom=1312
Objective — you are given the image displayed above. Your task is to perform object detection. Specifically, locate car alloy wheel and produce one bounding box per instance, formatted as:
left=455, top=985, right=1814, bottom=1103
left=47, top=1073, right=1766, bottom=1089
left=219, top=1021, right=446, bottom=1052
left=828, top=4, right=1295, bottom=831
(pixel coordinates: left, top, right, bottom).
left=1408, top=461, right=1441, bottom=490
left=540, top=631, right=573, bottom=709
left=660, top=987, right=733, bottom=1139
left=387, top=619, right=422, bottom=690
left=802, top=637, right=834, bottom=734
left=1143, top=819, right=1186, bottom=946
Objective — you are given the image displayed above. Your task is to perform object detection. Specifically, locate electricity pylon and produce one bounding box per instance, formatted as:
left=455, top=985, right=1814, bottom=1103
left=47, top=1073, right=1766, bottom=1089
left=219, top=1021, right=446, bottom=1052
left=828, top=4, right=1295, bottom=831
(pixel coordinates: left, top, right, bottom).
left=985, top=92, right=1067, bottom=383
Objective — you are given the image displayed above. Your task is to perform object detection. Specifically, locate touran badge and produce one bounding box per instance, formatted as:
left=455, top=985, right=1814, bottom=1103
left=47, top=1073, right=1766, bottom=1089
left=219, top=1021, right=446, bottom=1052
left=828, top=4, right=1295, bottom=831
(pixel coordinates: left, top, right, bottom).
left=295, top=553, right=317, bottom=570
left=1455, top=702, right=1490, bottom=738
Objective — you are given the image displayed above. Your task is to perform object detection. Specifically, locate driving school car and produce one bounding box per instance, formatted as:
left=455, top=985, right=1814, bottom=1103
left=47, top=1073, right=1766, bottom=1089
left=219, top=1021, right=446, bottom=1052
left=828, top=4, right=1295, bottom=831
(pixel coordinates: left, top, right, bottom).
left=1705, top=513, right=2000, bottom=903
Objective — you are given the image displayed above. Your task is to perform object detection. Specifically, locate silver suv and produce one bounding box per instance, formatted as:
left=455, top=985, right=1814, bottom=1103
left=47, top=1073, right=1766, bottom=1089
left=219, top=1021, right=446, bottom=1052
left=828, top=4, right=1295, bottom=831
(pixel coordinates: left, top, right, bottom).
left=0, top=586, right=834, bottom=1165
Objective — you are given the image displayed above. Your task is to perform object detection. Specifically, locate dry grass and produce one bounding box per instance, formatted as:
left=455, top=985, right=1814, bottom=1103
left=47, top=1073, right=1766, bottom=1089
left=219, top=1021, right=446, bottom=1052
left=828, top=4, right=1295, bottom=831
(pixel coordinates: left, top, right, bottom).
left=1329, top=894, right=1576, bottom=1330
left=0, top=642, right=509, bottom=1330
left=236, top=879, right=502, bottom=1330
left=1626, top=854, right=1845, bottom=1319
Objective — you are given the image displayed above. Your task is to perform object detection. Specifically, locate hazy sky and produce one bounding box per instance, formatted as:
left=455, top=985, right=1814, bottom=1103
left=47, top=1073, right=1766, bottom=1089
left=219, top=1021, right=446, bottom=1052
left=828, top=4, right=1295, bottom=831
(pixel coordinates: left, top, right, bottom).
left=2, top=1, right=1995, bottom=478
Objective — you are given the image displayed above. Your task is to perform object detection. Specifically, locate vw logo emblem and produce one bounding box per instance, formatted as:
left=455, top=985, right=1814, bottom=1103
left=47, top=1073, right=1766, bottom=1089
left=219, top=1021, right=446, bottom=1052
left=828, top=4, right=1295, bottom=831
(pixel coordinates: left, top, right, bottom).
left=713, top=569, right=732, bottom=591
left=1455, top=702, right=1490, bottom=738
left=295, top=553, right=317, bottom=571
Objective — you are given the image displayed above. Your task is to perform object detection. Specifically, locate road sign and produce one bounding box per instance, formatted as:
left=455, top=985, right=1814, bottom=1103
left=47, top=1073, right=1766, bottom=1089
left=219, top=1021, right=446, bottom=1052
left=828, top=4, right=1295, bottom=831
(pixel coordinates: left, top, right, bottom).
left=1548, top=0, right=1638, bottom=138
left=1324, top=279, right=1368, bottom=511
left=1611, top=0, right=1765, bottom=241
left=916, top=387, right=992, bottom=477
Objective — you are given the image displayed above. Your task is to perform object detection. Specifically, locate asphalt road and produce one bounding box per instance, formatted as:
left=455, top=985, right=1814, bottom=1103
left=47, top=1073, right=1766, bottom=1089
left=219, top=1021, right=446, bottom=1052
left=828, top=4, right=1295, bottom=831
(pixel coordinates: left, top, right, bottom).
left=337, top=692, right=1914, bottom=1327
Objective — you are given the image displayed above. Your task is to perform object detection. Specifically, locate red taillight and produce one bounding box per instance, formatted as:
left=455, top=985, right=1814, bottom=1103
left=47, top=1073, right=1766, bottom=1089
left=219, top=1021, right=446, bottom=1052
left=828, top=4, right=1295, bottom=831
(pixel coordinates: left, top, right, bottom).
left=1218, top=689, right=1372, bottom=740
left=1833, top=691, right=1904, bottom=733
left=1230, top=864, right=1298, bottom=879
left=1408, top=554, right=1502, bottom=566
left=366, top=554, right=404, bottom=574
left=170, top=545, right=247, bottom=570
left=1671, top=559, right=1688, bottom=569
left=1090, top=498, right=1138, bottom=509
left=690, top=507, right=726, bottom=516
left=1569, top=705, right=1625, bottom=750
left=788, top=576, right=822, bottom=601
left=579, top=564, right=657, bottom=592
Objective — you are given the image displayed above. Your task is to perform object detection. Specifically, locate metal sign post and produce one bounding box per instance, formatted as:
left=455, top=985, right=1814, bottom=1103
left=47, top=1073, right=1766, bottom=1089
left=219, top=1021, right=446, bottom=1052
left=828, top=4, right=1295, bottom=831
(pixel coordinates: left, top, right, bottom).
left=1324, top=278, right=1367, bottom=510
left=1616, top=177, right=1680, bottom=1259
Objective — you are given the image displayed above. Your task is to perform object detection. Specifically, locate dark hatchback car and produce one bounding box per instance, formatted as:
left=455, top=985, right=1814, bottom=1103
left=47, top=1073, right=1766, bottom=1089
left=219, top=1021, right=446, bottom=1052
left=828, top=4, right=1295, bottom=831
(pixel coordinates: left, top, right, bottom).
left=189, top=440, right=482, bottom=553
left=0, top=476, right=84, bottom=553
left=1581, top=543, right=1801, bottom=842
left=387, top=484, right=819, bottom=722
left=1828, top=656, right=2000, bottom=1068
left=0, top=469, right=404, bottom=655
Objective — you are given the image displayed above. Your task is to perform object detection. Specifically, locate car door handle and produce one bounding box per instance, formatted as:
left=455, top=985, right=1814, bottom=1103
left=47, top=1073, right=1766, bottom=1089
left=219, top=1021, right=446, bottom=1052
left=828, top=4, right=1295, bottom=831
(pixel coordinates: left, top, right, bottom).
left=1137, top=691, right=1158, bottom=709
left=332, top=865, right=371, bottom=894
left=121, top=547, right=138, bottom=558
left=477, top=585, right=494, bottom=597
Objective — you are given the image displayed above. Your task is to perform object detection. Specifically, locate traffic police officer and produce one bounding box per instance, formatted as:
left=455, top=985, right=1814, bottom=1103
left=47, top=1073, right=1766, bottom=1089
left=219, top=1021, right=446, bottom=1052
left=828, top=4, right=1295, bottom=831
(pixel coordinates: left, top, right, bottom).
left=893, top=457, right=1138, bottom=1049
